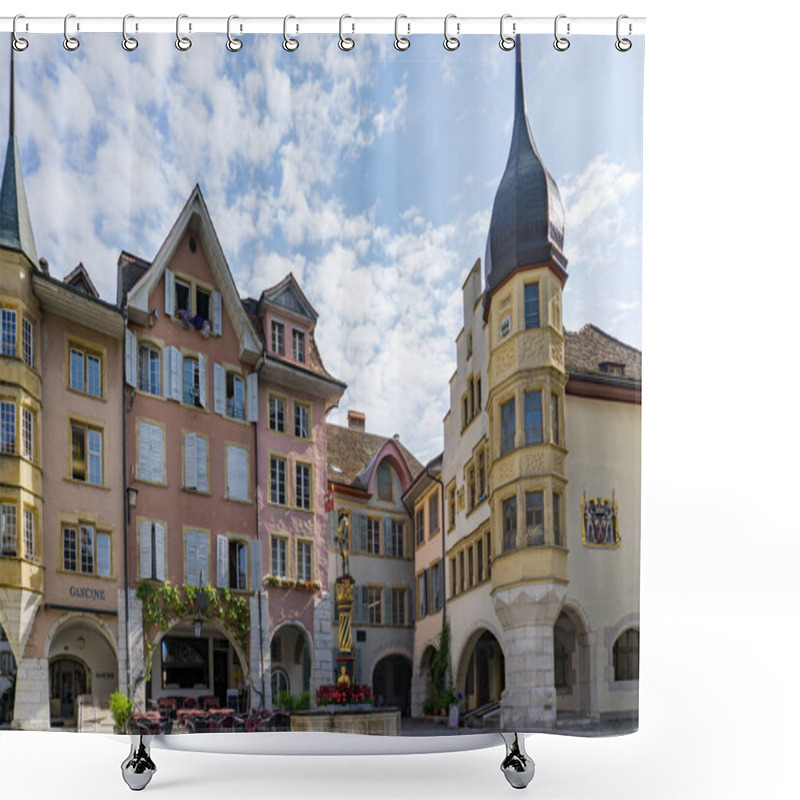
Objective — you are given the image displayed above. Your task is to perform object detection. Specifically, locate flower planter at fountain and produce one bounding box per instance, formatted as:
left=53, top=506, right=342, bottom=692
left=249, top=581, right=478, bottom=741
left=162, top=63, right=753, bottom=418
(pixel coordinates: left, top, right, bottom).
left=290, top=706, right=401, bottom=736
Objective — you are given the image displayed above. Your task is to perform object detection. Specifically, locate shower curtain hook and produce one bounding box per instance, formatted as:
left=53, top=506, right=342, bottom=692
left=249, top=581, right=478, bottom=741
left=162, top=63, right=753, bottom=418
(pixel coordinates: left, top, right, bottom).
left=226, top=15, right=243, bottom=52
left=122, top=15, right=139, bottom=51
left=554, top=14, right=571, bottom=51
left=499, top=14, right=515, bottom=51
left=338, top=15, right=355, bottom=51
left=12, top=15, right=29, bottom=51
left=394, top=15, right=410, bottom=51
left=283, top=15, right=299, bottom=51
left=444, top=14, right=460, bottom=51
left=615, top=15, right=632, bottom=51
left=63, top=14, right=80, bottom=51
left=176, top=14, right=192, bottom=51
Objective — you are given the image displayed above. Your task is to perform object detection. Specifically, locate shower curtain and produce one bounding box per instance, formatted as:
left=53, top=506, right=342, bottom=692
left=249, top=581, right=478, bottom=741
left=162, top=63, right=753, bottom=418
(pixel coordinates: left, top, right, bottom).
left=0, top=27, right=643, bottom=743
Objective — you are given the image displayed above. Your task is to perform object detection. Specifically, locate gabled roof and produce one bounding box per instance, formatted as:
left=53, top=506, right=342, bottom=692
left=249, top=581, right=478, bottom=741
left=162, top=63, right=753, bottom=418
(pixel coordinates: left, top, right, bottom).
left=117, top=250, right=151, bottom=305
left=63, top=263, right=99, bottom=298
left=259, top=273, right=318, bottom=322
left=327, top=423, right=424, bottom=490
left=121, top=185, right=261, bottom=363
left=564, top=324, right=642, bottom=383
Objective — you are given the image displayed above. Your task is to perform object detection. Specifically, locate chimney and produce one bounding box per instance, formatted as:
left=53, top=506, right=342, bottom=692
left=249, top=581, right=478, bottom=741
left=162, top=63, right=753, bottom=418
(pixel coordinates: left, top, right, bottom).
left=347, top=410, right=366, bottom=432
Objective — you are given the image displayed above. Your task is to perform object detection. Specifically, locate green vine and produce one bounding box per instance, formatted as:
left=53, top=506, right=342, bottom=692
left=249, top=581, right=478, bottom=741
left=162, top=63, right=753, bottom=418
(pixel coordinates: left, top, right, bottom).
left=135, top=581, right=250, bottom=681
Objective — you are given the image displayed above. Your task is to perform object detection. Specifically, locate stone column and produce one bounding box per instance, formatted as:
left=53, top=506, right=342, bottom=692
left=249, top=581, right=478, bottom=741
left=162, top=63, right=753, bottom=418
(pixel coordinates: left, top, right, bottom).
left=12, top=656, right=49, bottom=730
left=116, top=588, right=131, bottom=697
left=248, top=591, right=270, bottom=710
left=312, top=592, right=333, bottom=701
left=126, top=589, right=146, bottom=709
left=410, top=669, right=427, bottom=718
left=493, top=582, right=566, bottom=730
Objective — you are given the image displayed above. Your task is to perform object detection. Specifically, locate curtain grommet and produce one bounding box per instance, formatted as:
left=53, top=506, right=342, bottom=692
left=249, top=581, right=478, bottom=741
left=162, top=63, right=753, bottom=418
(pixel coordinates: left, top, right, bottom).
left=394, top=15, right=410, bottom=51
left=499, top=14, right=515, bottom=51
left=12, top=15, right=29, bottom=51
left=176, top=14, right=192, bottom=51
left=554, top=15, right=571, bottom=51
left=122, top=14, right=139, bottom=51
left=444, top=14, right=460, bottom=51
left=615, top=15, right=632, bottom=51
left=339, top=15, right=355, bottom=51
left=63, top=14, right=80, bottom=51
left=226, top=15, right=243, bottom=52
left=282, top=15, right=299, bottom=51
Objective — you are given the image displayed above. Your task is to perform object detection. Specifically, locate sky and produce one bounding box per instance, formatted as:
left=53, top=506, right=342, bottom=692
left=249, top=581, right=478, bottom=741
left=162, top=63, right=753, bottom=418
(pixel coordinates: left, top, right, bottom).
left=2, top=33, right=643, bottom=462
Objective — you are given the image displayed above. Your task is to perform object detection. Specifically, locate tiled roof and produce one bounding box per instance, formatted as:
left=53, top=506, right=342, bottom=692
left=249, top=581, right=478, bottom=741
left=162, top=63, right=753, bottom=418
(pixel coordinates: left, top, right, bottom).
left=327, top=423, right=424, bottom=489
left=564, top=324, right=642, bottom=383
left=117, top=250, right=152, bottom=305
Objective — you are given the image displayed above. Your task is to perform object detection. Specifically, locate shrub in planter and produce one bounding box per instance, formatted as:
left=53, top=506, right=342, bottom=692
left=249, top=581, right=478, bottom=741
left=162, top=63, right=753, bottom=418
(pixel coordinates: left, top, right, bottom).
left=109, top=692, right=134, bottom=734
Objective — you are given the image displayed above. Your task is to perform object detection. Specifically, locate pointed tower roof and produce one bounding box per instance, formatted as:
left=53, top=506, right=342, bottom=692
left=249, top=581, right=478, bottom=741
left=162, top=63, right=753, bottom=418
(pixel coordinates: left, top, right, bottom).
left=484, top=36, right=565, bottom=317
left=0, top=43, right=37, bottom=266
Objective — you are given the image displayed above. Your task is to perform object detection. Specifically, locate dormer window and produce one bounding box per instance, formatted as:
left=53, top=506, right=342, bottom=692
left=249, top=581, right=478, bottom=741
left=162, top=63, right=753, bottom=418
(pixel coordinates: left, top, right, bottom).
left=292, top=329, right=305, bottom=363
left=195, top=287, right=211, bottom=323
left=599, top=362, right=625, bottom=377
left=175, top=279, right=191, bottom=314
left=271, top=320, right=285, bottom=356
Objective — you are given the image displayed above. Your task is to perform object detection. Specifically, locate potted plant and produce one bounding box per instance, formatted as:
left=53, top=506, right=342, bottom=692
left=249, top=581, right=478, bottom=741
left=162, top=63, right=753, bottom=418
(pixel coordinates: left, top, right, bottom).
left=109, top=691, right=134, bottom=734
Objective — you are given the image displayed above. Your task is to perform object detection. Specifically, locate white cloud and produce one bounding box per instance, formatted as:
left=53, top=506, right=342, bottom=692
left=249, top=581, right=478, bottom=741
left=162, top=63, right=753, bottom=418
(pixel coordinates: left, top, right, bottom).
left=373, top=85, right=408, bottom=137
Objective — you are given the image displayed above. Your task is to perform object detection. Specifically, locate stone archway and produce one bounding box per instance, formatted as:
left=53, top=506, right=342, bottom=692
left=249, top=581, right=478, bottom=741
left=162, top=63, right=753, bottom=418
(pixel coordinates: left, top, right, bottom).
left=372, top=653, right=412, bottom=715
left=554, top=607, right=591, bottom=721
left=456, top=629, right=505, bottom=713
left=269, top=621, right=312, bottom=706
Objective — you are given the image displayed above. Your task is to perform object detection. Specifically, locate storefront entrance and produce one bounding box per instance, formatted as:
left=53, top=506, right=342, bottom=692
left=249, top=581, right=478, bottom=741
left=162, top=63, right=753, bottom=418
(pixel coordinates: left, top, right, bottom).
left=49, top=657, right=88, bottom=726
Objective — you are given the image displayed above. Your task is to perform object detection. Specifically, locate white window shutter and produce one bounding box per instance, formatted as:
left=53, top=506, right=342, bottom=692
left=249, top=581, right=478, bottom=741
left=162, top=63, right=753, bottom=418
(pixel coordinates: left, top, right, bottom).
left=165, top=268, right=175, bottom=316
left=125, top=329, right=137, bottom=387
left=198, top=535, right=209, bottom=585
left=196, top=435, right=208, bottom=492
left=186, top=532, right=199, bottom=586
left=247, top=373, right=258, bottom=423
left=217, top=535, right=229, bottom=589
left=198, top=353, right=207, bottom=409
left=151, top=425, right=164, bottom=483
left=139, top=521, right=152, bottom=579
left=214, top=363, right=225, bottom=415
left=184, top=432, right=197, bottom=489
left=137, top=423, right=150, bottom=482
left=249, top=540, right=262, bottom=592
left=163, top=347, right=172, bottom=400
left=154, top=523, right=166, bottom=582
left=213, top=291, right=222, bottom=337
left=172, top=348, right=182, bottom=401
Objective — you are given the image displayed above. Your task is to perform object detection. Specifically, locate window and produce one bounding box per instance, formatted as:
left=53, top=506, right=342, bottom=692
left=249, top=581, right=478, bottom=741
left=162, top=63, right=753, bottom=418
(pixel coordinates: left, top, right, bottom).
left=21, top=407, right=32, bottom=461
left=1, top=504, right=17, bottom=556
left=485, top=531, right=492, bottom=578
left=462, top=395, right=469, bottom=429
left=182, top=357, right=202, bottom=407
left=295, top=462, right=311, bottom=510
left=71, top=423, right=103, bottom=485
left=297, top=540, right=312, bottom=582
left=459, top=552, right=465, bottom=593
left=501, top=398, right=516, bottom=454
left=161, top=636, right=209, bottom=690
left=366, top=517, right=381, bottom=555
left=1, top=402, right=15, bottom=454
left=22, top=317, right=33, bottom=368
left=468, top=466, right=476, bottom=510
left=229, top=540, right=248, bottom=591
left=431, top=562, right=442, bottom=611
left=137, top=421, right=164, bottom=484
left=70, top=346, right=102, bottom=397
left=476, top=377, right=482, bottom=411
left=524, top=283, right=540, bottom=329
left=226, top=373, right=245, bottom=420
left=391, top=588, right=406, bottom=625
left=477, top=451, right=486, bottom=502
left=271, top=536, right=287, bottom=577
left=417, top=571, right=429, bottom=618
left=271, top=667, right=289, bottom=697
left=1, top=309, right=16, bottom=356
left=387, top=519, right=405, bottom=558
left=415, top=508, right=424, bottom=546
left=524, top=391, right=543, bottom=445
left=294, top=403, right=310, bottom=439
left=613, top=628, right=640, bottom=681
left=468, top=377, right=475, bottom=420
left=0, top=651, right=15, bottom=676
left=477, top=539, right=484, bottom=583
left=553, top=492, right=562, bottom=546
left=448, top=486, right=456, bottom=529
left=175, top=279, right=191, bottom=314
left=137, top=343, right=161, bottom=396
left=502, top=496, right=517, bottom=551
left=183, top=432, right=208, bottom=492
left=269, top=395, right=286, bottom=432
left=467, top=331, right=473, bottom=358
left=270, top=456, right=287, bottom=505
left=61, top=525, right=111, bottom=576
left=551, top=393, right=560, bottom=444
left=428, top=492, right=439, bottom=534
left=450, top=556, right=457, bottom=597
left=465, top=548, right=473, bottom=588
left=138, top=520, right=166, bottom=581
left=292, top=329, right=305, bottom=363
left=367, top=586, right=382, bottom=625
left=226, top=445, right=249, bottom=502
left=377, top=462, right=393, bottom=501
left=195, top=287, right=211, bottom=323
left=271, top=320, right=285, bottom=355
left=23, top=508, right=35, bottom=560
left=525, top=491, right=544, bottom=546
left=185, top=531, right=210, bottom=587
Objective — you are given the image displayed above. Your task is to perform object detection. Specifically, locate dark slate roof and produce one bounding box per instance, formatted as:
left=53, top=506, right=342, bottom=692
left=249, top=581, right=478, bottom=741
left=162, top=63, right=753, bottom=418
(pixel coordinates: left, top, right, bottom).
left=116, top=250, right=152, bottom=306
left=327, top=423, right=424, bottom=489
left=63, top=263, right=99, bottom=298
left=484, top=35, right=566, bottom=310
left=564, top=324, right=642, bottom=383
left=0, top=52, right=37, bottom=266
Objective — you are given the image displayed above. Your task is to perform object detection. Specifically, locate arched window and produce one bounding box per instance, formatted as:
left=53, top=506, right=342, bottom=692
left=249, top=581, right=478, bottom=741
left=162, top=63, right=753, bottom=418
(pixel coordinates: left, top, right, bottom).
left=613, top=628, right=639, bottom=681
left=271, top=668, right=289, bottom=699
left=377, top=462, right=393, bottom=501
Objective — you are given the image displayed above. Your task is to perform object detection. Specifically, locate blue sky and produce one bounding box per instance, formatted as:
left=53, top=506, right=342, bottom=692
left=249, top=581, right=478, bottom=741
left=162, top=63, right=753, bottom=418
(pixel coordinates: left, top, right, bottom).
left=2, top=33, right=643, bottom=461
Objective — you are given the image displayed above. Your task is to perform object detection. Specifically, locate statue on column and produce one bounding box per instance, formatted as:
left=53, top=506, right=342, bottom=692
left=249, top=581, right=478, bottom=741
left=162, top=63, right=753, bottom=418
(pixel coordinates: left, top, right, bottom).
left=335, top=510, right=350, bottom=576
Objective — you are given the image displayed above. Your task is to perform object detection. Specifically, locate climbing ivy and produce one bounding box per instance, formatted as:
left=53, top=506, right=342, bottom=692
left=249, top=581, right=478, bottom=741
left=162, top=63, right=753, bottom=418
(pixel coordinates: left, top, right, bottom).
left=135, top=581, right=250, bottom=680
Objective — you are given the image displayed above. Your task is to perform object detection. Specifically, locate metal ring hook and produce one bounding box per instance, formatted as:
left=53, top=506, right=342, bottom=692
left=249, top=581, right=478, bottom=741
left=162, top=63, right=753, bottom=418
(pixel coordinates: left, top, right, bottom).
left=394, top=15, right=410, bottom=51
left=122, top=14, right=139, bottom=51
left=499, top=14, right=515, bottom=51
left=227, top=15, right=243, bottom=52
left=339, top=15, right=355, bottom=51
left=554, top=14, right=570, bottom=51
left=63, top=14, right=80, bottom=51
left=283, top=15, right=299, bottom=51
left=444, top=14, right=460, bottom=51
left=615, top=15, right=632, bottom=51
left=12, top=15, right=29, bottom=52
left=176, top=14, right=192, bottom=51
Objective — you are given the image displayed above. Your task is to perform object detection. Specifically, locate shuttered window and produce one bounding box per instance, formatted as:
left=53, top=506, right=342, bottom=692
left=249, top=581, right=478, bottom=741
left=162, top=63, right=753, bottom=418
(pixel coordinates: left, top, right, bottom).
left=185, top=531, right=209, bottom=586
left=226, top=445, right=249, bottom=502
left=138, top=520, right=166, bottom=581
left=183, top=432, right=208, bottom=492
left=137, top=422, right=164, bottom=484
left=137, top=344, right=161, bottom=396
